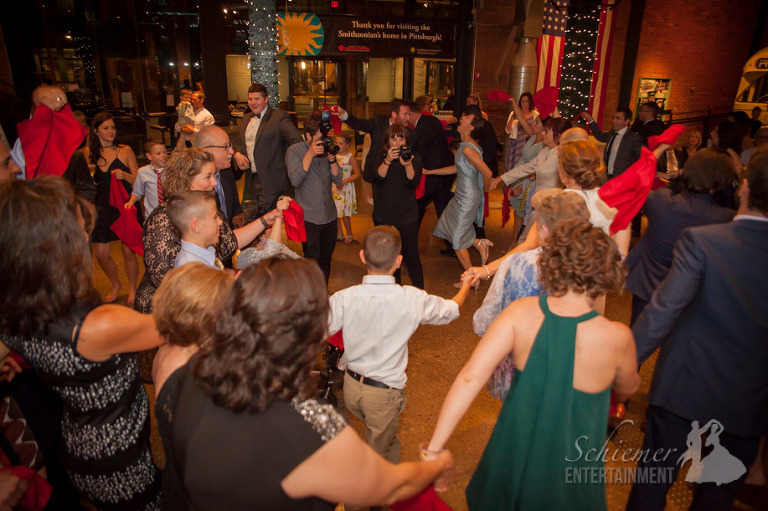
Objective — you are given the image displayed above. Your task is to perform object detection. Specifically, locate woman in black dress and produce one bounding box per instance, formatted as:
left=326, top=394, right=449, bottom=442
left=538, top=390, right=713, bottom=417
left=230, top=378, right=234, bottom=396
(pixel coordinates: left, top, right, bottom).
left=0, top=177, right=162, bottom=510
left=83, top=112, right=140, bottom=305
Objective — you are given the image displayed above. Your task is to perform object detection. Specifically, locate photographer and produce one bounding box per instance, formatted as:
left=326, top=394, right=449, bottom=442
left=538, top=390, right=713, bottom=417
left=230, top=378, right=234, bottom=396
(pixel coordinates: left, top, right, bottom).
left=365, top=123, right=424, bottom=289
left=286, top=112, right=342, bottom=283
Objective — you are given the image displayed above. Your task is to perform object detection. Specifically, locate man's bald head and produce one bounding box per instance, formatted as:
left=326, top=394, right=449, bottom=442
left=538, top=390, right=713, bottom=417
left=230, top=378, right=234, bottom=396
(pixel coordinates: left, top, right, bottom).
left=560, top=127, right=589, bottom=144
left=195, top=126, right=232, bottom=171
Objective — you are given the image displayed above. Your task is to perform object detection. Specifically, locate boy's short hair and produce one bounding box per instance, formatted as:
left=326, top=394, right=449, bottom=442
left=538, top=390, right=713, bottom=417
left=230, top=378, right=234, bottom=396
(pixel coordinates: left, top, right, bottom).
left=144, top=138, right=165, bottom=153
left=153, top=262, right=234, bottom=347
left=363, top=226, right=402, bottom=273
left=180, top=88, right=192, bottom=96
left=166, top=190, right=216, bottom=236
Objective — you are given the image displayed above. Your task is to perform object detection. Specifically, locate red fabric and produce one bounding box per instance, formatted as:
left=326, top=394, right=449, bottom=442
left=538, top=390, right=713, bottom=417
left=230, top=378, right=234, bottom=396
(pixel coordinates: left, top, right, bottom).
left=16, top=104, right=87, bottom=179
left=282, top=200, right=307, bottom=242
left=415, top=175, right=426, bottom=200
left=7, top=352, right=31, bottom=370
left=108, top=173, right=144, bottom=256
left=391, top=486, right=453, bottom=511
left=533, top=87, right=559, bottom=119
left=486, top=90, right=512, bottom=102
left=501, top=187, right=511, bottom=227
left=1, top=466, right=53, bottom=511
left=326, top=330, right=344, bottom=350
left=648, top=124, right=686, bottom=151
left=320, top=104, right=343, bottom=135
left=598, top=146, right=657, bottom=234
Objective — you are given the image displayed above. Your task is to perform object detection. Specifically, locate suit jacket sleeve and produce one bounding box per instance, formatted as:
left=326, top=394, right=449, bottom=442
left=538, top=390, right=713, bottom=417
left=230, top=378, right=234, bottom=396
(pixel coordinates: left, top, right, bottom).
left=345, top=115, right=378, bottom=135
left=589, top=121, right=612, bottom=143
left=63, top=151, right=96, bottom=201
left=278, top=113, right=302, bottom=146
left=632, top=228, right=705, bottom=365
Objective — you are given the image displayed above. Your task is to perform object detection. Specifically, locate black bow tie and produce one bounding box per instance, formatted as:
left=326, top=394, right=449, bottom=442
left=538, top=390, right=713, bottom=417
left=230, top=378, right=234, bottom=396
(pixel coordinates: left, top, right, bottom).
left=255, top=112, right=261, bottom=119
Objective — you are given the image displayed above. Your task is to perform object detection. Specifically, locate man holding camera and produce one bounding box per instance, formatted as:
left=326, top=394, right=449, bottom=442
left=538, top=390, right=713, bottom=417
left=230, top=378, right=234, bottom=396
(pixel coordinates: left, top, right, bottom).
left=286, top=112, right=343, bottom=283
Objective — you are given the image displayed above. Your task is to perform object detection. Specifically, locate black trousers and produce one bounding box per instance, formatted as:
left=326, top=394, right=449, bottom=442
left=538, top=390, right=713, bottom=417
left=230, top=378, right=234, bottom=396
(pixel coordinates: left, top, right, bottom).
left=303, top=219, right=337, bottom=284
left=630, top=293, right=649, bottom=326
left=626, top=405, right=759, bottom=511
left=418, top=188, right=453, bottom=252
left=374, top=219, right=424, bottom=289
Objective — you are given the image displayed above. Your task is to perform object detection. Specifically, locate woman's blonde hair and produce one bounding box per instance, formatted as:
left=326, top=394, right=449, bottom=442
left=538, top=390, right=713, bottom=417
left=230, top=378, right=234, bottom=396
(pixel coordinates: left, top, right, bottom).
left=153, top=263, right=234, bottom=347
left=163, top=148, right=215, bottom=196
left=559, top=139, right=605, bottom=190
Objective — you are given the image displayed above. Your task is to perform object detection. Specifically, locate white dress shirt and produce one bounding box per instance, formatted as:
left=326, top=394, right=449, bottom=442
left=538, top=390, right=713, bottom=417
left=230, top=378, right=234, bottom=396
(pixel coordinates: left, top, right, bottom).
left=244, top=113, right=262, bottom=173
left=328, top=274, right=460, bottom=388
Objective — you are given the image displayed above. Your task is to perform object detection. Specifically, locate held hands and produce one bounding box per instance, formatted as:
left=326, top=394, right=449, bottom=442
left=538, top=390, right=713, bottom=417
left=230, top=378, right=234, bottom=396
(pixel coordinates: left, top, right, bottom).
left=330, top=105, right=346, bottom=118
left=488, top=176, right=503, bottom=191
left=276, top=196, right=292, bottom=213
left=233, top=152, right=250, bottom=170
left=0, top=358, right=23, bottom=383
left=462, top=267, right=484, bottom=286
left=419, top=443, right=456, bottom=492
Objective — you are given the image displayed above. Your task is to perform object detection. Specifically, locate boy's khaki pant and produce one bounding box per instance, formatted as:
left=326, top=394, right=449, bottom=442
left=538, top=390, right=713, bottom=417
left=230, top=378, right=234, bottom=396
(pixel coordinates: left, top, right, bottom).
left=343, top=372, right=406, bottom=463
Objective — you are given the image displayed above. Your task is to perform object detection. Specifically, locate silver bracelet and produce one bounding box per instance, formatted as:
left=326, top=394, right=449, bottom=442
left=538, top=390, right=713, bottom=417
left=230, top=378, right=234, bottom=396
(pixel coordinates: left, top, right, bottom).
left=483, top=264, right=491, bottom=280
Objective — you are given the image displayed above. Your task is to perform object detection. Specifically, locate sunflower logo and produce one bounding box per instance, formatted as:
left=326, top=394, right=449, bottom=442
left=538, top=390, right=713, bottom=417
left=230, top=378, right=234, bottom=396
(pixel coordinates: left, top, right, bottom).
left=277, top=13, right=324, bottom=56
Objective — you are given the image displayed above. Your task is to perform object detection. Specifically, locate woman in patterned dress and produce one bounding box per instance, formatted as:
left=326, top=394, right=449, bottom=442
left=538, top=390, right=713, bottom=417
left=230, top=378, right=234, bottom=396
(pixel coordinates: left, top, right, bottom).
left=0, top=177, right=162, bottom=510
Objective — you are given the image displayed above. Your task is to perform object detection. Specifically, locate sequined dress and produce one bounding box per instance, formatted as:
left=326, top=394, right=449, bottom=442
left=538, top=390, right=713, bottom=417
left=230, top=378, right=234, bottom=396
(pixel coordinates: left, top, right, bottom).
left=2, top=305, right=161, bottom=510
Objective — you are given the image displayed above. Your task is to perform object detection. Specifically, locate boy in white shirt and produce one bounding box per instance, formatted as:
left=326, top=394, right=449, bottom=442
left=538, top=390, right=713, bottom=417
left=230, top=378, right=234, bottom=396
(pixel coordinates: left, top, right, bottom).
left=124, top=139, right=167, bottom=220
left=328, top=225, right=472, bottom=463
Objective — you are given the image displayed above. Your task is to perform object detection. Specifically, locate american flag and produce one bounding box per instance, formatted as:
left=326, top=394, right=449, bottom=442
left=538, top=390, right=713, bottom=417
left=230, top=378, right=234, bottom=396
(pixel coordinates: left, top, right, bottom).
left=536, top=0, right=569, bottom=92
left=587, top=3, right=618, bottom=125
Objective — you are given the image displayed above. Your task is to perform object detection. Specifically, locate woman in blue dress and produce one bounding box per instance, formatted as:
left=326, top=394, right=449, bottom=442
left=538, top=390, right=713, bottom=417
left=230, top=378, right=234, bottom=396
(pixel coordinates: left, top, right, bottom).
left=427, top=112, right=494, bottom=281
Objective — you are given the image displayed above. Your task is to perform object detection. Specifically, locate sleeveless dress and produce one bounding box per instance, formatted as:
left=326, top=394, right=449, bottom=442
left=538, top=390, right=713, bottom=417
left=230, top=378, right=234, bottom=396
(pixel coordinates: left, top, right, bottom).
left=465, top=296, right=610, bottom=511
left=93, top=156, right=137, bottom=243
left=2, top=305, right=161, bottom=510
left=333, top=152, right=357, bottom=217
left=433, top=142, right=484, bottom=250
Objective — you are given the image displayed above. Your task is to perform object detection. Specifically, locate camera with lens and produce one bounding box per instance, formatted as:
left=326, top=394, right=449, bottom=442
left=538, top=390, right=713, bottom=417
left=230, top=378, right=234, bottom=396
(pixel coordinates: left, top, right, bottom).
left=398, top=145, right=413, bottom=162
left=319, top=110, right=340, bottom=157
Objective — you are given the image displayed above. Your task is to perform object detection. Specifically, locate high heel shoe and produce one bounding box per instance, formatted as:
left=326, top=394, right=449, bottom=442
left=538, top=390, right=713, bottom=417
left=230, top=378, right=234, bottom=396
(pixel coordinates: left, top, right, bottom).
left=477, top=239, right=493, bottom=265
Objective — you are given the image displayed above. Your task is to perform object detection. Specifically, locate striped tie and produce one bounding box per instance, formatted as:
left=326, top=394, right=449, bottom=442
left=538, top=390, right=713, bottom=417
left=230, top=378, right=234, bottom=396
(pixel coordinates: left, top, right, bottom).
left=154, top=167, right=164, bottom=204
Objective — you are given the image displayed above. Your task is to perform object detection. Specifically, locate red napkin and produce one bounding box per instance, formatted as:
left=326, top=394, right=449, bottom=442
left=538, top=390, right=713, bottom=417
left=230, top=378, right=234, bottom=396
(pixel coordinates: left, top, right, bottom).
left=533, top=87, right=559, bottom=118
left=326, top=330, right=344, bottom=350
left=282, top=200, right=307, bottom=242
left=415, top=175, right=426, bottom=200
left=108, top=173, right=144, bottom=256
left=501, top=187, right=511, bottom=227
left=0, top=466, right=53, bottom=511
left=7, top=352, right=31, bottom=370
left=648, top=124, right=686, bottom=151
left=487, top=90, right=512, bottom=102
left=598, top=146, right=657, bottom=234
left=321, top=104, right=343, bottom=135
left=391, top=486, right=453, bottom=511
left=16, top=104, right=87, bottom=179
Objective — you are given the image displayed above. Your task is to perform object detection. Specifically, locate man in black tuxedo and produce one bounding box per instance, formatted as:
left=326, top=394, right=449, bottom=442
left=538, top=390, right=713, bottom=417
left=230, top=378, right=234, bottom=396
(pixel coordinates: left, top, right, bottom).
left=233, top=83, right=301, bottom=216
left=581, top=107, right=642, bottom=179
left=626, top=148, right=768, bottom=510
left=333, top=98, right=411, bottom=179
left=408, top=98, right=455, bottom=228
left=196, top=126, right=243, bottom=229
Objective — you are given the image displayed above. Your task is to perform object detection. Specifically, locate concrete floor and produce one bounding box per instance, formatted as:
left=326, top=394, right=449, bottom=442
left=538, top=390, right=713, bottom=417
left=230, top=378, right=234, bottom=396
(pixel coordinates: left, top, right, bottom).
left=93, top=182, right=766, bottom=511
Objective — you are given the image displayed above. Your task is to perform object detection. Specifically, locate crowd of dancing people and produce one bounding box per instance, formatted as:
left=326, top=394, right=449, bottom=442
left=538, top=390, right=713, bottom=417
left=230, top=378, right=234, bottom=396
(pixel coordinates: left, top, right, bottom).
left=0, top=82, right=766, bottom=511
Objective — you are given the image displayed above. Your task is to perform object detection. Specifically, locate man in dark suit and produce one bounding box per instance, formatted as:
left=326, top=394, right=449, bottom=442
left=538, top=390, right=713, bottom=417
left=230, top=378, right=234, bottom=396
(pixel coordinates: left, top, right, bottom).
left=581, top=107, right=642, bottom=179
left=626, top=148, right=768, bottom=510
left=196, top=126, right=243, bottom=229
left=233, top=83, right=301, bottom=216
left=333, top=98, right=411, bottom=180
left=408, top=98, right=455, bottom=228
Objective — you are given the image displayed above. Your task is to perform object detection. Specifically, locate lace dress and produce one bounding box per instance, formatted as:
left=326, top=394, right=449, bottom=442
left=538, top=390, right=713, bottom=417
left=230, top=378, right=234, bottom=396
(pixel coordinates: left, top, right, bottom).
left=2, top=305, right=161, bottom=510
left=472, top=248, right=544, bottom=401
left=333, top=153, right=357, bottom=218
left=237, top=238, right=301, bottom=269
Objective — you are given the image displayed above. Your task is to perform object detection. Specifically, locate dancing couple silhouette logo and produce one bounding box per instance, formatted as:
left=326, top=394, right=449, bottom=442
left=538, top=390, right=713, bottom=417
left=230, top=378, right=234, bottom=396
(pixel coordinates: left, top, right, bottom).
left=678, top=419, right=746, bottom=485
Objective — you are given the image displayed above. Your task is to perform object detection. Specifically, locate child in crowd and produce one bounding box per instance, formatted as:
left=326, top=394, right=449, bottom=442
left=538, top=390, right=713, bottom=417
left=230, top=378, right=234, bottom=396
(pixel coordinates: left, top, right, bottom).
left=125, top=138, right=168, bottom=220
left=166, top=189, right=223, bottom=268
left=328, top=225, right=472, bottom=464
left=333, top=132, right=360, bottom=244
left=175, top=88, right=194, bottom=150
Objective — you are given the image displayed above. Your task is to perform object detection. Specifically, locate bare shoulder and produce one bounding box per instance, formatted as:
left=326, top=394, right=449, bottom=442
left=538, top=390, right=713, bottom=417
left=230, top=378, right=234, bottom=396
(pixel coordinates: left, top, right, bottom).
left=583, top=315, right=633, bottom=348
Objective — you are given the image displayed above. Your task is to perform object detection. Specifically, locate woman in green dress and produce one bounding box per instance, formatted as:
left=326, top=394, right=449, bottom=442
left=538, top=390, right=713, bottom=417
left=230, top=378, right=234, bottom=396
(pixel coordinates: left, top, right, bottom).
left=423, top=217, right=641, bottom=510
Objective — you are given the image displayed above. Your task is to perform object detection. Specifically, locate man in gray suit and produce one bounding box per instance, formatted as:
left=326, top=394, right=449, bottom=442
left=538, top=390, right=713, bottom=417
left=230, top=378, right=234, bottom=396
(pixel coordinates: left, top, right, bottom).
left=626, top=147, right=768, bottom=510
left=233, top=83, right=301, bottom=216
left=581, top=107, right=642, bottom=179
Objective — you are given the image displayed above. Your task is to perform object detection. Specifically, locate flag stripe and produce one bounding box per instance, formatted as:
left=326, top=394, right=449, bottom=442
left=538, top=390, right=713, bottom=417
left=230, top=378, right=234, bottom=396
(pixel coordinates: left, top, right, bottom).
left=536, top=35, right=565, bottom=92
left=588, top=3, right=616, bottom=124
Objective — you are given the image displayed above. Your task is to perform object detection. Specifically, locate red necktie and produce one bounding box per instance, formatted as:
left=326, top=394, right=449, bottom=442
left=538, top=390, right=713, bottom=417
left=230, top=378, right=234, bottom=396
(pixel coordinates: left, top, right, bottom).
left=154, top=167, right=164, bottom=204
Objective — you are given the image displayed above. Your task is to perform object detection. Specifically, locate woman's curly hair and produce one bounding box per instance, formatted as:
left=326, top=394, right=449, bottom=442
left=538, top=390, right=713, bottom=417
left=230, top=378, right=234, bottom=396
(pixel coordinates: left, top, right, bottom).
left=538, top=217, right=626, bottom=300
left=163, top=148, right=214, bottom=196
left=193, top=257, right=330, bottom=413
left=559, top=139, right=605, bottom=190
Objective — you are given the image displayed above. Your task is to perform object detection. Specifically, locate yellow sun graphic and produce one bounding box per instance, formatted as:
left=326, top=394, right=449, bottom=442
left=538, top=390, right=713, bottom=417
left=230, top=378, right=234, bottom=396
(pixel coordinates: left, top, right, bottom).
left=277, top=13, right=324, bottom=56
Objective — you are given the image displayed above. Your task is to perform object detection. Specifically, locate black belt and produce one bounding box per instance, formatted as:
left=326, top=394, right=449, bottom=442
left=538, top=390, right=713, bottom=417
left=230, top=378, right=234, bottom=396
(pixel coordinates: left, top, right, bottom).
left=346, top=369, right=395, bottom=390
